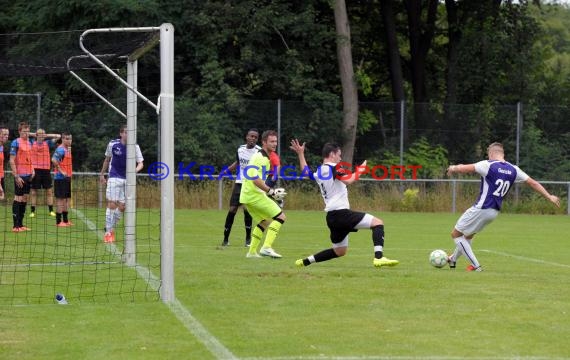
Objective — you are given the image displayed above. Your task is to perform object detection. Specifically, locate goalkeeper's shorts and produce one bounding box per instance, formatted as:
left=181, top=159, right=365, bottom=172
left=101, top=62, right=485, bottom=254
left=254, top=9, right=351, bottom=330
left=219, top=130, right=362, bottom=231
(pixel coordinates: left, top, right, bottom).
left=243, top=196, right=282, bottom=224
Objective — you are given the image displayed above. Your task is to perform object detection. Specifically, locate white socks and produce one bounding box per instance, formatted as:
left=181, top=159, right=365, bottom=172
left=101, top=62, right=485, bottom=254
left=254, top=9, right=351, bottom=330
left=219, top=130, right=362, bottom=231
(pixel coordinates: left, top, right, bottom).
left=451, top=236, right=480, bottom=268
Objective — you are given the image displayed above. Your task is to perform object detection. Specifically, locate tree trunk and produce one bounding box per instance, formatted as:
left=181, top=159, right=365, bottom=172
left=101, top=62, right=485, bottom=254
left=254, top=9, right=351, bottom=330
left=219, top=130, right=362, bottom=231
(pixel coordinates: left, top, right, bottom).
left=405, top=0, right=438, bottom=136
left=334, top=0, right=358, bottom=164
left=380, top=0, right=407, bottom=143
left=444, top=0, right=461, bottom=160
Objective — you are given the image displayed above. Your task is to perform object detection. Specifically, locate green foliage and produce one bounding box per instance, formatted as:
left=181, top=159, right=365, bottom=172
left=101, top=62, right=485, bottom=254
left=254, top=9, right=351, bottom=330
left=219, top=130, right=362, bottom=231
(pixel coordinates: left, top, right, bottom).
left=375, top=137, right=449, bottom=179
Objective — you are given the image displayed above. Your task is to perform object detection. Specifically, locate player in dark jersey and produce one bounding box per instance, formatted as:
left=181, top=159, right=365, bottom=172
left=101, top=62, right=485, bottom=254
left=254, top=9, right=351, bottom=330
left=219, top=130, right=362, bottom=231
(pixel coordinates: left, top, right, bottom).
left=447, top=142, right=560, bottom=271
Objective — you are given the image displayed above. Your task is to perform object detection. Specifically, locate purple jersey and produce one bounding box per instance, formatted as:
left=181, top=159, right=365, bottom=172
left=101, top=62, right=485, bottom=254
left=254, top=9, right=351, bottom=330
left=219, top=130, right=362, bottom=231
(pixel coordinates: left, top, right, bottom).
left=473, top=160, right=529, bottom=210
left=105, top=139, right=143, bottom=179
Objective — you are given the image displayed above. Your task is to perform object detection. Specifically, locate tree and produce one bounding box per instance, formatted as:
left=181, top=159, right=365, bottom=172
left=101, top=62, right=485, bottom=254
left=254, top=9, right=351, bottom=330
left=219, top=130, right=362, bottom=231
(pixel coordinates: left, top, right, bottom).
left=334, top=0, right=359, bottom=164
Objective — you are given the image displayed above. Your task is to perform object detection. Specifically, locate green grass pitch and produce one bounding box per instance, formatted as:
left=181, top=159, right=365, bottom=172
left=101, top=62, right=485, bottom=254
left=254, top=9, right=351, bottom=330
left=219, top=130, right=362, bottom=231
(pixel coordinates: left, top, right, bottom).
left=1, top=209, right=570, bottom=359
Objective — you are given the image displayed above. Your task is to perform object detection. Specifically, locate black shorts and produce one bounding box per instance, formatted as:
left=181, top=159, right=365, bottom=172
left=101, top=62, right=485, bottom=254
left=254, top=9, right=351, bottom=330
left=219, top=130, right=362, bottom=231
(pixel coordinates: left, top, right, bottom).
left=31, top=169, right=53, bottom=189
left=326, top=209, right=366, bottom=243
left=1, top=177, right=4, bottom=193
left=229, top=183, right=243, bottom=207
left=14, top=175, right=32, bottom=196
left=54, top=178, right=72, bottom=198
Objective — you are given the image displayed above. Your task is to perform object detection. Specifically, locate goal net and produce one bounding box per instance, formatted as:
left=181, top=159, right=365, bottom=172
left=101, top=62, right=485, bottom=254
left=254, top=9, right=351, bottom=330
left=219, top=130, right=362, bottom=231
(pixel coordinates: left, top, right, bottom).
left=0, top=24, right=174, bottom=305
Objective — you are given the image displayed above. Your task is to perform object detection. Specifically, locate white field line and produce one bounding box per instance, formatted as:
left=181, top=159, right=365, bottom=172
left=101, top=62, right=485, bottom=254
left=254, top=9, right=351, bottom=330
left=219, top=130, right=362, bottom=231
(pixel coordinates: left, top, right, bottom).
left=240, top=357, right=569, bottom=360
left=72, top=208, right=237, bottom=360
left=480, top=249, right=570, bottom=268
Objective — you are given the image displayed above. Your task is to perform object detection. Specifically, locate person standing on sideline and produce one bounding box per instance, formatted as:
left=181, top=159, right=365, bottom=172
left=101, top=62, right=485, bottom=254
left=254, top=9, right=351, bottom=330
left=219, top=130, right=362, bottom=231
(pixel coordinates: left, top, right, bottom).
left=9, top=122, right=34, bottom=232
left=0, top=125, right=10, bottom=200
left=446, top=142, right=560, bottom=271
left=241, top=130, right=286, bottom=259
left=29, top=129, right=60, bottom=218
left=99, top=125, right=144, bottom=243
left=289, top=139, right=399, bottom=268
left=52, top=133, right=73, bottom=227
left=221, top=128, right=260, bottom=247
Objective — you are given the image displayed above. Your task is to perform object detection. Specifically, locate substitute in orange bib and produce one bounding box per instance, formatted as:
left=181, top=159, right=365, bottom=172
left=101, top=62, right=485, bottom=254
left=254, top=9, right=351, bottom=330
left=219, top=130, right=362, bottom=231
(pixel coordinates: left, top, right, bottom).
left=9, top=122, right=34, bottom=232
left=52, top=133, right=73, bottom=227
left=29, top=129, right=60, bottom=218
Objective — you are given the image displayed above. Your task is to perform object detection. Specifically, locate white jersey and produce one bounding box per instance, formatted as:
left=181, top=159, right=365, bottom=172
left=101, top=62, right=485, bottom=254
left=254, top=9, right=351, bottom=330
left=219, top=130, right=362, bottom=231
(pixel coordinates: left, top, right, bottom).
left=314, top=162, right=350, bottom=212
left=235, top=144, right=261, bottom=184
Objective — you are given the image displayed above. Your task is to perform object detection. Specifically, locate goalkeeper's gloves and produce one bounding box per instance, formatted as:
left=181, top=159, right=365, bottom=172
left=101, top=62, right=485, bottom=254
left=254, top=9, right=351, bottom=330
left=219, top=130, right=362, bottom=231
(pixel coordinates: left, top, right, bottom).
left=267, top=187, right=287, bottom=201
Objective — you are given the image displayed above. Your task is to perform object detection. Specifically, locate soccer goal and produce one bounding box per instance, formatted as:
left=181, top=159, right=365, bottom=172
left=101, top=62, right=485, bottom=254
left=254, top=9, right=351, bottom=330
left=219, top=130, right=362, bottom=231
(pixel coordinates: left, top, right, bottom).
left=0, top=24, right=174, bottom=304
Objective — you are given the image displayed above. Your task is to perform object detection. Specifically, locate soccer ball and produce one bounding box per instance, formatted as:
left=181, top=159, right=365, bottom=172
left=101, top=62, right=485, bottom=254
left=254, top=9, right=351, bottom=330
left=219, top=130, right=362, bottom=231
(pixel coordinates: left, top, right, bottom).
left=429, top=249, right=448, bottom=268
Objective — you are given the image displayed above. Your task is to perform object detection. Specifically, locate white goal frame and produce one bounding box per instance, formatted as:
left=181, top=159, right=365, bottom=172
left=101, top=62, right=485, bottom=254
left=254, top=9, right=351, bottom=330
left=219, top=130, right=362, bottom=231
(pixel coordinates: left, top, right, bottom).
left=68, top=24, right=174, bottom=303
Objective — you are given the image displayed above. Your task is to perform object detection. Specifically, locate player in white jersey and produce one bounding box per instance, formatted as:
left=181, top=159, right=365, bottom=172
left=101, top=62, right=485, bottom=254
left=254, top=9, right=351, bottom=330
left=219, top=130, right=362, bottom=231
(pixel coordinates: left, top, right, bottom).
left=290, top=139, right=399, bottom=268
left=447, top=142, right=560, bottom=271
left=221, top=129, right=261, bottom=247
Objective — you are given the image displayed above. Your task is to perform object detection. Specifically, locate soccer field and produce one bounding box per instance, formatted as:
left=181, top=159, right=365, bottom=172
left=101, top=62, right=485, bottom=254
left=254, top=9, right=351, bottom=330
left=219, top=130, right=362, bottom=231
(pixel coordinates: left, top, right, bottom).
left=1, top=209, right=570, bottom=359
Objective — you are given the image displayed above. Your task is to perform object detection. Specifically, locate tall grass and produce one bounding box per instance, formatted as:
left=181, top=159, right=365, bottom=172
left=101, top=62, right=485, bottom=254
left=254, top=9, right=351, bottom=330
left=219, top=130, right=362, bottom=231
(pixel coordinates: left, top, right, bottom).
left=135, top=178, right=568, bottom=214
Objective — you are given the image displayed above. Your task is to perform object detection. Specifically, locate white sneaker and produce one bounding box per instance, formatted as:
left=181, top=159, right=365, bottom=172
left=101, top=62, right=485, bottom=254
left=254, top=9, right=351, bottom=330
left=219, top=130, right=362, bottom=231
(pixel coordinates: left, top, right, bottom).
left=260, top=247, right=282, bottom=259
left=246, top=253, right=262, bottom=258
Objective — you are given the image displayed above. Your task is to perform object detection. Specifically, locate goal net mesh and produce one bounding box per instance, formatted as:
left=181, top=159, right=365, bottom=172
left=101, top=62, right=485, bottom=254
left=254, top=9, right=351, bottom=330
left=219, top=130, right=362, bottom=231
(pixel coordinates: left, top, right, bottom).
left=0, top=29, right=162, bottom=305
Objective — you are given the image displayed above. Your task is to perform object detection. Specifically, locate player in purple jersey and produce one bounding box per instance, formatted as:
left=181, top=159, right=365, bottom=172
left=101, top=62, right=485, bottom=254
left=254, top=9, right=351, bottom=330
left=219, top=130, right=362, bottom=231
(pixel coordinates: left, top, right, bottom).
left=99, top=125, right=144, bottom=243
left=446, top=142, right=560, bottom=271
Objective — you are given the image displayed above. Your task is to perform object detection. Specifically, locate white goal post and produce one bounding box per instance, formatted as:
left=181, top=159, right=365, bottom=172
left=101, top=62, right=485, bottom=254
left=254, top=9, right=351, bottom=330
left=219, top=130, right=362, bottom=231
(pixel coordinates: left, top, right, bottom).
left=68, top=23, right=175, bottom=303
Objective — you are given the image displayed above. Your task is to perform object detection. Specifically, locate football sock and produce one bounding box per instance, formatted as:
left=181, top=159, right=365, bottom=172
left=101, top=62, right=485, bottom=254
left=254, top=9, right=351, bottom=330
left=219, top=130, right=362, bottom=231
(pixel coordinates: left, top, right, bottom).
left=243, top=210, right=252, bottom=240
left=456, top=236, right=480, bottom=268
left=262, top=218, right=284, bottom=249
left=223, top=211, right=236, bottom=241
left=450, top=236, right=464, bottom=262
left=62, top=211, right=68, bottom=223
left=19, top=202, right=26, bottom=227
left=105, top=208, right=114, bottom=232
left=31, top=205, right=36, bottom=213
left=56, top=213, right=62, bottom=224
left=112, top=209, right=122, bottom=227
left=48, top=205, right=54, bottom=213
left=12, top=201, right=19, bottom=228
left=304, top=248, right=338, bottom=265
left=371, top=225, right=385, bottom=259
left=248, top=225, right=264, bottom=254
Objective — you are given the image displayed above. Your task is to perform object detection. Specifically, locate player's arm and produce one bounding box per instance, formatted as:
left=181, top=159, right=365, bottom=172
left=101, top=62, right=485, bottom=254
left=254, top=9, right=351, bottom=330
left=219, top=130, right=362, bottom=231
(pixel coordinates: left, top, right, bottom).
left=51, top=150, right=66, bottom=177
left=227, top=161, right=238, bottom=172
left=446, top=163, right=476, bottom=176
left=525, top=177, right=560, bottom=207
left=290, top=139, right=308, bottom=169
left=100, top=156, right=111, bottom=183
left=135, top=161, right=144, bottom=173
left=339, top=160, right=368, bottom=185
left=9, top=142, right=24, bottom=187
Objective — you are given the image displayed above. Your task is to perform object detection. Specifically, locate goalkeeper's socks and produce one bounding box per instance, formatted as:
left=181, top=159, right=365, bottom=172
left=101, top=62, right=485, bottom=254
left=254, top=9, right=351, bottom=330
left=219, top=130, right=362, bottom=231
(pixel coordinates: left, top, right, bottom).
left=262, top=218, right=284, bottom=249
left=248, top=225, right=264, bottom=254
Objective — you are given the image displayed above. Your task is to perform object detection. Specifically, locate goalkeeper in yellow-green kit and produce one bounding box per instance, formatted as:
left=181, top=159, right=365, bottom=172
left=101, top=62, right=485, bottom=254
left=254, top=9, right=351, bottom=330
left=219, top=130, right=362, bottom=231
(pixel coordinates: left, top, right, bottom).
left=240, top=130, right=287, bottom=259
